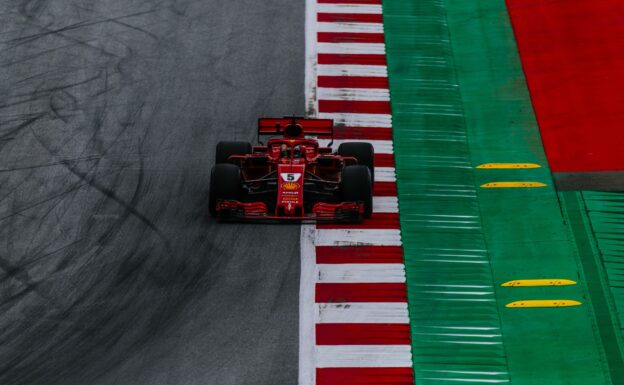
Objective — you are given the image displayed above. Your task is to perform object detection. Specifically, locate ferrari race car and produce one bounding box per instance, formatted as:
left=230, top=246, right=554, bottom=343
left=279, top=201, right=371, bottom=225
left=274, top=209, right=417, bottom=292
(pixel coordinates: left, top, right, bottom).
left=209, top=117, right=374, bottom=222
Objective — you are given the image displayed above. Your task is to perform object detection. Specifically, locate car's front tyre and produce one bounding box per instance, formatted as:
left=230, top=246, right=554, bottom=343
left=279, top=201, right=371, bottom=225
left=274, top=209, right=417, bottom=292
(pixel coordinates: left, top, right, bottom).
left=209, top=163, right=242, bottom=217
left=338, top=142, right=375, bottom=183
left=341, top=165, right=373, bottom=218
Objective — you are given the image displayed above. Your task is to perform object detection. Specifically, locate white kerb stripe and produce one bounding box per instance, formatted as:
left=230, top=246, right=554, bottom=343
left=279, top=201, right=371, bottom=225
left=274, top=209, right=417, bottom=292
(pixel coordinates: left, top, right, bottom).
left=318, top=43, right=386, bottom=55
left=317, top=4, right=383, bottom=14
left=318, top=88, right=390, bottom=101
left=373, top=196, right=399, bottom=213
left=302, top=0, right=317, bottom=381
left=315, top=303, right=409, bottom=324
left=319, top=139, right=394, bottom=154
left=314, top=229, right=402, bottom=246
left=318, top=112, right=392, bottom=128
left=317, top=22, right=384, bottom=34
left=317, top=263, right=406, bottom=283
left=318, top=65, right=388, bottom=77
left=316, top=345, right=413, bottom=368
left=375, top=167, right=396, bottom=182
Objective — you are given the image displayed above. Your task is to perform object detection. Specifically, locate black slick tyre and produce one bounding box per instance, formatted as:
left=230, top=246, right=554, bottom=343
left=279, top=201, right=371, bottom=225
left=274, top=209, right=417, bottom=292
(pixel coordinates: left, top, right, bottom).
left=209, top=164, right=242, bottom=217
left=215, top=141, right=252, bottom=164
left=338, top=142, right=375, bottom=183
left=341, top=165, right=373, bottom=218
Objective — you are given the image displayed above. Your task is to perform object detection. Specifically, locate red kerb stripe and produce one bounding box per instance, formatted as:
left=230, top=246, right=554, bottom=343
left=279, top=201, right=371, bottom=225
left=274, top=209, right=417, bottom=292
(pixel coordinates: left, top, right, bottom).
left=316, top=323, right=411, bottom=345
left=317, top=368, right=414, bottom=385
left=316, top=245, right=404, bottom=264
left=317, top=213, right=399, bottom=229
left=316, top=283, right=407, bottom=303
left=318, top=32, right=385, bottom=43
left=375, top=153, right=395, bottom=167
left=331, top=126, right=392, bottom=140
left=374, top=181, right=397, bottom=196
left=318, top=13, right=383, bottom=23
left=319, top=100, right=391, bottom=114
left=318, top=76, right=388, bottom=89
left=319, top=54, right=387, bottom=65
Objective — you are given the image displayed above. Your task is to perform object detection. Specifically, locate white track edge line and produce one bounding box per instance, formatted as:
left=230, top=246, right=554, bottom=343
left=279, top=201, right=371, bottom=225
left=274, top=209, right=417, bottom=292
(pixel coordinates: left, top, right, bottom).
left=305, top=0, right=318, bottom=116
left=299, top=225, right=316, bottom=385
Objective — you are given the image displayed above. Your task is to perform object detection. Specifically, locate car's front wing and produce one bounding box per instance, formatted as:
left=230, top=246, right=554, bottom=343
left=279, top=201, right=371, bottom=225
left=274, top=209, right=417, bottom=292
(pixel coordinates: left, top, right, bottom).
left=215, top=200, right=364, bottom=223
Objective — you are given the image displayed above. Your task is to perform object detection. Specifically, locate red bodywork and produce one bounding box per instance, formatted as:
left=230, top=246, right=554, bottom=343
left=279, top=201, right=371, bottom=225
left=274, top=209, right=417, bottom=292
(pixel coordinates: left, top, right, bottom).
left=215, top=117, right=365, bottom=222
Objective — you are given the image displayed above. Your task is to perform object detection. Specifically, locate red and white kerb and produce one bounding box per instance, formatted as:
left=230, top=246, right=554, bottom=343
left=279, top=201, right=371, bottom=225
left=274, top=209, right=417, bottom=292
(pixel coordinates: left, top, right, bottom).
left=300, top=0, right=414, bottom=384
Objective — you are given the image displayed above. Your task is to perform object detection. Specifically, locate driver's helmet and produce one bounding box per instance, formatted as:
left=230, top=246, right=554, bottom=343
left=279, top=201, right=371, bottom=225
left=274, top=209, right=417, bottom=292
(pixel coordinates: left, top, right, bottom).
left=280, top=144, right=290, bottom=158
left=293, top=144, right=302, bottom=158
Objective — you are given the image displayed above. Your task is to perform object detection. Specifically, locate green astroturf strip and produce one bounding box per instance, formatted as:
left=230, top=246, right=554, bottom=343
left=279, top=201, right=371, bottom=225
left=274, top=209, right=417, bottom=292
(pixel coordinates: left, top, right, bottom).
left=566, top=191, right=624, bottom=380
left=383, top=1, right=510, bottom=383
left=383, top=0, right=614, bottom=383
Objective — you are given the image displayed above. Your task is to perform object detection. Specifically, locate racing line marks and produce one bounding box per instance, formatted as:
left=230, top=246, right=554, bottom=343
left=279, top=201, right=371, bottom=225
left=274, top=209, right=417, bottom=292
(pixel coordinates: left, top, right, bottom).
left=301, top=1, right=414, bottom=384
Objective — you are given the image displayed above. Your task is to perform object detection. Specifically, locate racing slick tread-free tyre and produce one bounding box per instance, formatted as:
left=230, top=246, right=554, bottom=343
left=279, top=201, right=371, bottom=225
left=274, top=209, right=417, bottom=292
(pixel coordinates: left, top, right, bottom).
left=341, top=165, right=373, bottom=219
left=338, top=142, right=375, bottom=183
left=215, top=141, right=252, bottom=164
left=209, top=163, right=242, bottom=217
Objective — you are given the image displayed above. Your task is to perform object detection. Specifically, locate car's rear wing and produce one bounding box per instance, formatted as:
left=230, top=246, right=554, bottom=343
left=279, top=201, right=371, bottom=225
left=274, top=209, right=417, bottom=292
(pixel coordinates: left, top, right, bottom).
left=258, top=117, right=333, bottom=138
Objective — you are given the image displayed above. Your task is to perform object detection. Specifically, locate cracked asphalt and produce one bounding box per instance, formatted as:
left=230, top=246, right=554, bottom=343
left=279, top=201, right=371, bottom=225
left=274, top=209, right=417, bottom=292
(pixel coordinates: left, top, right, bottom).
left=0, top=1, right=303, bottom=384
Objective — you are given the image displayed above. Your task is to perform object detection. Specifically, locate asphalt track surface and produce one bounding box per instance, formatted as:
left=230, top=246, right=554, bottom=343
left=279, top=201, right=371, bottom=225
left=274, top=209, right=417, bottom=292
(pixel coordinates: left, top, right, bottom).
left=0, top=1, right=304, bottom=384
left=553, top=171, right=624, bottom=192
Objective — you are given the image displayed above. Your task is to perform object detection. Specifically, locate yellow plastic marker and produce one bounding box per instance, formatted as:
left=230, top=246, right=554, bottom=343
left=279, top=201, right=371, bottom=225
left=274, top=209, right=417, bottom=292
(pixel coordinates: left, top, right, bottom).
left=506, top=300, right=582, bottom=308
left=481, top=182, right=547, bottom=188
left=501, top=279, right=576, bottom=287
left=476, top=163, right=541, bottom=169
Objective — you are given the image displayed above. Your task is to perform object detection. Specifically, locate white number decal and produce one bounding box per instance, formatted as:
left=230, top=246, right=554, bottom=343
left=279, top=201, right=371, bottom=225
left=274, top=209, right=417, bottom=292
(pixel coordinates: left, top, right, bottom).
left=280, top=173, right=302, bottom=182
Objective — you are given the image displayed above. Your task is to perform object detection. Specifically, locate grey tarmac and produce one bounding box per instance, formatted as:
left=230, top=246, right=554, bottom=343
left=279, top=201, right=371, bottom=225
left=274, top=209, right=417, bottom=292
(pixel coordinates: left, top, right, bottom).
left=0, top=1, right=304, bottom=384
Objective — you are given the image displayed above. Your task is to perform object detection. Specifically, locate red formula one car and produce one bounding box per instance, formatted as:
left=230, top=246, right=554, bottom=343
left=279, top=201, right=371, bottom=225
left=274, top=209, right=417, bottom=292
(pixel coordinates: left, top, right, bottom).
left=209, top=117, right=374, bottom=222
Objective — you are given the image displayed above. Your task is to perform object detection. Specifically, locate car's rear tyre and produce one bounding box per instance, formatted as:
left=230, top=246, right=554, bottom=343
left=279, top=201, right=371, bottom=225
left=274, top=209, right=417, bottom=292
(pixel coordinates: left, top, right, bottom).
left=215, top=141, right=252, bottom=164
left=209, top=164, right=242, bottom=217
left=341, top=165, right=373, bottom=218
left=338, top=142, right=375, bottom=183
